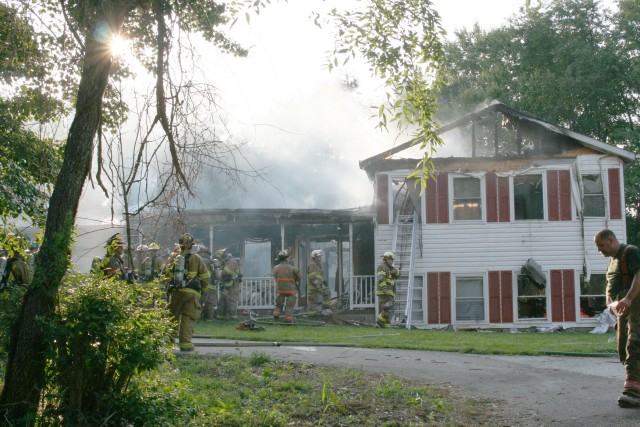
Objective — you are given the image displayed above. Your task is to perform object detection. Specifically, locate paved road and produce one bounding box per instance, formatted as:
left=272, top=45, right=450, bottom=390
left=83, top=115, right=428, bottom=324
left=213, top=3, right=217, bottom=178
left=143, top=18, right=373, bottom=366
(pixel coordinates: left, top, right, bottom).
left=187, top=338, right=640, bottom=427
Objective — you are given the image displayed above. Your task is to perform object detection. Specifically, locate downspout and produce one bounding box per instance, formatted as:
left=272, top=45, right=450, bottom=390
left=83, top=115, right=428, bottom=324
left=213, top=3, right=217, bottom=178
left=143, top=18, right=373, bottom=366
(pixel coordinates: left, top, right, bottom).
left=572, top=158, right=588, bottom=281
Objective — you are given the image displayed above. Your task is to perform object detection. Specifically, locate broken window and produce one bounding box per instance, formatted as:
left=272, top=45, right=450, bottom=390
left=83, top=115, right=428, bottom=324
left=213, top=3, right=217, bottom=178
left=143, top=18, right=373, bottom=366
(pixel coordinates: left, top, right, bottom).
left=514, top=174, right=544, bottom=220
left=453, top=177, right=482, bottom=221
left=243, top=239, right=272, bottom=277
left=579, top=274, right=606, bottom=318
left=517, top=274, right=547, bottom=319
left=455, top=276, right=485, bottom=322
left=582, top=174, right=605, bottom=217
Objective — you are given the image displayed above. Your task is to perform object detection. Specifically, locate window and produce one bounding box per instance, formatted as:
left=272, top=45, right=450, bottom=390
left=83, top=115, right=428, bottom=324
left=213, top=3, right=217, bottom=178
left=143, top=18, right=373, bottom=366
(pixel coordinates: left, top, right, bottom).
left=453, top=177, right=482, bottom=220
left=579, top=274, right=606, bottom=319
left=517, top=274, right=547, bottom=319
left=582, top=174, right=605, bottom=217
left=514, top=174, right=544, bottom=220
left=456, top=276, right=485, bottom=321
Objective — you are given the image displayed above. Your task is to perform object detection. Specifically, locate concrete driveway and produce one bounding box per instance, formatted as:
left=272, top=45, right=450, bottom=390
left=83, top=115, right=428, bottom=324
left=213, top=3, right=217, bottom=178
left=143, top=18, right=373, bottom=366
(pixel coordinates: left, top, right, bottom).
left=188, top=338, right=640, bottom=427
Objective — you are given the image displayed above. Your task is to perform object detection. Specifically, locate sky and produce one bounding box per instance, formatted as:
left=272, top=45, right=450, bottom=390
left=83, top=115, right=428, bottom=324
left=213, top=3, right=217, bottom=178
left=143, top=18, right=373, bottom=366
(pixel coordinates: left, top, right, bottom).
left=77, top=0, right=529, bottom=224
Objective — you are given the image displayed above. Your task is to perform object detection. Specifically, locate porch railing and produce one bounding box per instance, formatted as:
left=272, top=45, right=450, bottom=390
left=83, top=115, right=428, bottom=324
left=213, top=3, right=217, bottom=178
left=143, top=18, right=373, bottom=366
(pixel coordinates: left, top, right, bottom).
left=237, top=274, right=377, bottom=310
left=350, top=275, right=376, bottom=308
left=238, top=277, right=276, bottom=310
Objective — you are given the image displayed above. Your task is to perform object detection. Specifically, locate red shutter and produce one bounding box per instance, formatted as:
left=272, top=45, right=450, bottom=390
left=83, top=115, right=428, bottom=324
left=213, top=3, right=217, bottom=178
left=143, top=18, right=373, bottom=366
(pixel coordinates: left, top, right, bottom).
left=427, top=272, right=440, bottom=323
left=489, top=271, right=513, bottom=323
left=427, top=272, right=451, bottom=324
left=498, top=176, right=511, bottom=222
left=547, top=170, right=571, bottom=221
left=501, top=271, right=514, bottom=322
left=559, top=170, right=572, bottom=220
left=437, top=173, right=449, bottom=223
left=376, top=174, right=389, bottom=225
left=426, top=177, right=437, bottom=224
left=441, top=272, right=451, bottom=324
left=550, top=270, right=563, bottom=321
left=562, top=270, right=575, bottom=321
left=547, top=170, right=559, bottom=221
left=488, top=271, right=501, bottom=322
left=609, top=168, right=622, bottom=220
left=486, top=173, right=498, bottom=223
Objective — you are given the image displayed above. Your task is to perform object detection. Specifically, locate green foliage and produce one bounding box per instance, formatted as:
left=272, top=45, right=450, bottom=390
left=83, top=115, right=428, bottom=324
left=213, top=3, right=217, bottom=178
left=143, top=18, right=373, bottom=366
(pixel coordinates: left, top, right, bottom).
left=0, top=3, right=63, bottom=226
left=42, top=278, right=175, bottom=425
left=0, top=285, right=27, bottom=355
left=326, top=0, right=446, bottom=189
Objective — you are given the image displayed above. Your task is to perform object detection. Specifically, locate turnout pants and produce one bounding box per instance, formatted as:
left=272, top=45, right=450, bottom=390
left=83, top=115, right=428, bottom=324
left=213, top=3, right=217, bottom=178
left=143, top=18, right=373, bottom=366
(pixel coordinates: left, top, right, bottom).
left=167, top=289, right=202, bottom=351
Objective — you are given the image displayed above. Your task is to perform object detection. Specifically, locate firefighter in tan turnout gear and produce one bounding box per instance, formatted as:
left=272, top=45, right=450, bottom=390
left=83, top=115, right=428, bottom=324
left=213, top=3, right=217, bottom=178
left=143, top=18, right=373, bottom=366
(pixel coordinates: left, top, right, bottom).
left=216, top=249, right=242, bottom=321
left=164, top=233, right=211, bottom=351
left=307, top=250, right=331, bottom=316
left=273, top=250, right=301, bottom=322
left=376, top=251, right=400, bottom=328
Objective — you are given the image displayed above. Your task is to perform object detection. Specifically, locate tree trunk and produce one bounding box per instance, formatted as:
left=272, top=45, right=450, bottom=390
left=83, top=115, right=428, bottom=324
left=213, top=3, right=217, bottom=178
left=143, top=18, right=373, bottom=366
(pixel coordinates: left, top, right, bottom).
left=0, top=19, right=121, bottom=424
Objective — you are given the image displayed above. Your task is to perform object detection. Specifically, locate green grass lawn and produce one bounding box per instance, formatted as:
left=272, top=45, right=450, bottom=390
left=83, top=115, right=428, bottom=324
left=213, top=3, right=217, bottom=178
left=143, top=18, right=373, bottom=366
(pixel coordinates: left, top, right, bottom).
left=195, top=320, right=617, bottom=356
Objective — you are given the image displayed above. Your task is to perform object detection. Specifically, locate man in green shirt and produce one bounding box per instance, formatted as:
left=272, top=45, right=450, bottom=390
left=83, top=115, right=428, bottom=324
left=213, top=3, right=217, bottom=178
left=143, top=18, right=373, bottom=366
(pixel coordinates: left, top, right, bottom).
left=594, top=229, right=640, bottom=407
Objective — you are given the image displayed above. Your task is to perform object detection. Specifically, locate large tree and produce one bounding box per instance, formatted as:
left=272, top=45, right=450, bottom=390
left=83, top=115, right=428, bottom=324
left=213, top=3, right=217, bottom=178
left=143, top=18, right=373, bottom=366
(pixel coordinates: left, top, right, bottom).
left=0, top=0, right=446, bottom=423
left=437, top=0, right=640, bottom=241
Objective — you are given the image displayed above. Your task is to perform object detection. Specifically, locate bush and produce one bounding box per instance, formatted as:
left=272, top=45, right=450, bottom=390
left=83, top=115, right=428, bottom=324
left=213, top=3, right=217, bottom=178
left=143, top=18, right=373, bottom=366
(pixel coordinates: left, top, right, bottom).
left=41, top=278, right=178, bottom=425
left=0, top=285, right=27, bottom=355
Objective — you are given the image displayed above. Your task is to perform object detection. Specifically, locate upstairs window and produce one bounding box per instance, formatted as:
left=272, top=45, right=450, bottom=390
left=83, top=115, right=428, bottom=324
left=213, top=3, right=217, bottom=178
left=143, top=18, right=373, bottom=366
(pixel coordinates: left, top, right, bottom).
left=453, top=177, right=482, bottom=221
left=582, top=174, right=605, bottom=217
left=514, top=174, right=544, bottom=220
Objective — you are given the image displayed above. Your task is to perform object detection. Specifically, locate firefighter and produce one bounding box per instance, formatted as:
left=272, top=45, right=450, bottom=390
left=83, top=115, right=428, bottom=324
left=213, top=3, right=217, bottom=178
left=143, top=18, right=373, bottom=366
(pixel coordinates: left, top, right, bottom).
left=164, top=233, right=210, bottom=352
left=97, top=233, right=128, bottom=281
left=197, top=246, right=217, bottom=321
left=307, top=250, right=331, bottom=316
left=133, top=244, right=148, bottom=277
left=141, top=242, right=164, bottom=282
left=218, top=250, right=242, bottom=321
left=0, top=233, right=32, bottom=288
left=376, top=251, right=400, bottom=328
left=272, top=249, right=301, bottom=322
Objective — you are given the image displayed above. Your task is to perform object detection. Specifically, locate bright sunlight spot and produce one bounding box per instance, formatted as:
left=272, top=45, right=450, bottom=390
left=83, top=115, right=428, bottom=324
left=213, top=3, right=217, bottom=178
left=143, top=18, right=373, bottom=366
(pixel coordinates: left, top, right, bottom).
left=109, top=34, right=130, bottom=59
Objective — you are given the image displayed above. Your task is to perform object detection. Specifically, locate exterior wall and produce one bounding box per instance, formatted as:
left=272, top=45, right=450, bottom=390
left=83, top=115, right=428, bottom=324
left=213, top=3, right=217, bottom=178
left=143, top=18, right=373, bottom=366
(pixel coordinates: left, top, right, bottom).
left=374, top=154, right=627, bottom=328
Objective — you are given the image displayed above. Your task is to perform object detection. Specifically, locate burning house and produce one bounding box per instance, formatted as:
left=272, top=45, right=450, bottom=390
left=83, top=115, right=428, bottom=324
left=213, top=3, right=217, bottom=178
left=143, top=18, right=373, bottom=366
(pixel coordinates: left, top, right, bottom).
left=138, top=208, right=376, bottom=318
left=134, top=100, right=634, bottom=330
left=360, top=100, right=635, bottom=329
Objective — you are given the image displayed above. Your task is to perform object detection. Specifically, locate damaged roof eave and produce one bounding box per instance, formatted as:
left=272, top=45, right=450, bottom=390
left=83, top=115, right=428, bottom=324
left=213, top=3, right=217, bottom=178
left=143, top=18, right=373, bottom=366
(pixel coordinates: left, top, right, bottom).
left=359, top=100, right=636, bottom=175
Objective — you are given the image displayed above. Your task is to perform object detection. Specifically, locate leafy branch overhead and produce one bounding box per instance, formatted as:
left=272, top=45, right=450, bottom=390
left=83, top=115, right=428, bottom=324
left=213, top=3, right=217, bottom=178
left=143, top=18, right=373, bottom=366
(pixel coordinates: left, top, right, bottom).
left=326, top=0, right=447, bottom=189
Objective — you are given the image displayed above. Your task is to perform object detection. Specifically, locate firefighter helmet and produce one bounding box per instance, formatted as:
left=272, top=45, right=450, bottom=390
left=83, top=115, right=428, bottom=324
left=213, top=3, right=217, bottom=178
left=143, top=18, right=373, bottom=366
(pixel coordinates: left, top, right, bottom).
left=136, top=244, right=149, bottom=252
left=178, top=233, right=194, bottom=246
left=382, top=251, right=395, bottom=260
left=276, top=249, right=289, bottom=260
left=106, top=233, right=124, bottom=248
left=311, top=250, right=323, bottom=259
left=148, top=242, right=160, bottom=251
left=215, top=248, right=226, bottom=259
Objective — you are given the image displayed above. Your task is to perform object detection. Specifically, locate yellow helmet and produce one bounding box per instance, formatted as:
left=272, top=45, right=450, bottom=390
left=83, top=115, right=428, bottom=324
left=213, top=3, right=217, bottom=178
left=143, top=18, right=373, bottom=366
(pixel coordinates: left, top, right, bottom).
left=106, top=233, right=124, bottom=254
left=178, top=233, right=194, bottom=247
left=148, top=242, right=160, bottom=250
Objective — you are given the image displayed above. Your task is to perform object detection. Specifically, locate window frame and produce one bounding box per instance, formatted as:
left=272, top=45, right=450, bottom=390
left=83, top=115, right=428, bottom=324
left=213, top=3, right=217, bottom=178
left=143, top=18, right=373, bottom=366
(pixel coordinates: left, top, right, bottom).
left=578, top=273, right=607, bottom=320
left=516, top=273, right=548, bottom=321
left=453, top=274, right=486, bottom=323
left=581, top=173, right=606, bottom=218
left=450, top=175, right=484, bottom=222
left=512, top=173, right=546, bottom=221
